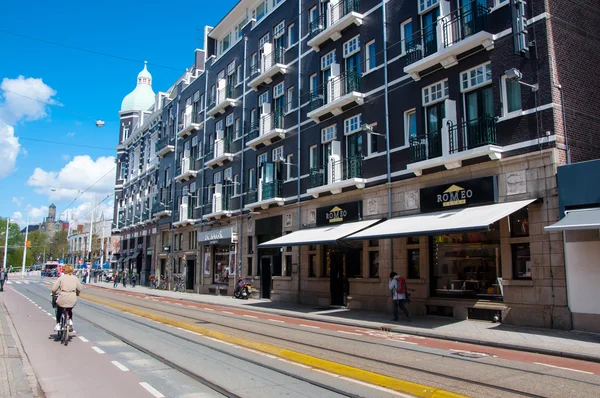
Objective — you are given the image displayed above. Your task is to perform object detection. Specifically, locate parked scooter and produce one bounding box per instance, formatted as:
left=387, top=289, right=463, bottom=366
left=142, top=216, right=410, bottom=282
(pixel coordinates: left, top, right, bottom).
left=233, top=277, right=252, bottom=299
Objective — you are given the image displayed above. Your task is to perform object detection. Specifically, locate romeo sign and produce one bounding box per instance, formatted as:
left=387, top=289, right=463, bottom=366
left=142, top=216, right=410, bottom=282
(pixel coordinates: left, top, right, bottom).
left=420, top=176, right=497, bottom=213
left=316, top=201, right=362, bottom=226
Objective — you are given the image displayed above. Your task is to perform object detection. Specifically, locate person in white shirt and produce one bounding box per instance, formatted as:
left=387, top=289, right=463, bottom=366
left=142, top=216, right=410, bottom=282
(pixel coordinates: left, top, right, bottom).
left=389, top=272, right=410, bottom=321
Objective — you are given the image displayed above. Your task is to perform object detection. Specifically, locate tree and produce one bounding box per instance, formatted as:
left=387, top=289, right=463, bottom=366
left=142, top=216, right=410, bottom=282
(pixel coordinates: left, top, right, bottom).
left=48, top=230, right=68, bottom=260
left=0, top=217, right=24, bottom=269
left=28, top=230, right=48, bottom=264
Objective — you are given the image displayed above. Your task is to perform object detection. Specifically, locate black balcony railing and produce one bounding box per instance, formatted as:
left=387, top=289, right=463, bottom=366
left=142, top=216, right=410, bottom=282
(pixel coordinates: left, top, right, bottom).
left=208, top=85, right=234, bottom=110
left=448, top=116, right=497, bottom=154
left=247, top=120, right=260, bottom=141
left=260, top=108, right=285, bottom=134
left=443, top=4, right=489, bottom=48
left=308, top=0, right=360, bottom=40
left=246, top=189, right=258, bottom=205
left=206, top=135, right=232, bottom=160
left=156, top=136, right=173, bottom=152
left=309, top=156, right=363, bottom=188
left=262, top=180, right=283, bottom=200
left=309, top=68, right=361, bottom=112
left=201, top=202, right=212, bottom=216
left=409, top=131, right=443, bottom=162
left=250, top=47, right=286, bottom=77
left=406, top=1, right=489, bottom=66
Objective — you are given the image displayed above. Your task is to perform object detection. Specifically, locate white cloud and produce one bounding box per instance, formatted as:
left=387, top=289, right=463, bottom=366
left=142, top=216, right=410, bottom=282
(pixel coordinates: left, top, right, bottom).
left=0, top=122, right=20, bottom=178
left=0, top=76, right=57, bottom=180
left=10, top=205, right=49, bottom=228
left=66, top=132, right=76, bottom=137
left=28, top=155, right=116, bottom=202
left=62, top=154, right=71, bottom=161
left=12, top=196, right=24, bottom=207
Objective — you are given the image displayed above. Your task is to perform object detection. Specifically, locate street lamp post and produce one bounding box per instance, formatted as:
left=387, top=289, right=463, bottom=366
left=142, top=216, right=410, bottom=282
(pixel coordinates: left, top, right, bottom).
left=21, top=212, right=30, bottom=276
left=2, top=218, right=9, bottom=270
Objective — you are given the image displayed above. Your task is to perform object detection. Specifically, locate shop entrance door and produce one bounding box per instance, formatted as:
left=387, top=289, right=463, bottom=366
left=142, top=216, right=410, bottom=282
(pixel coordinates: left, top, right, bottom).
left=186, top=259, right=195, bottom=290
left=260, top=256, right=272, bottom=299
left=330, top=252, right=345, bottom=306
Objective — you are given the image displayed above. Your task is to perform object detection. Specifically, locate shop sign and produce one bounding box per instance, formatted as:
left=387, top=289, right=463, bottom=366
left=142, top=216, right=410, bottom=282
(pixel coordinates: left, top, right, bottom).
left=199, top=227, right=233, bottom=246
left=316, top=201, right=362, bottom=226
left=420, top=176, right=497, bottom=213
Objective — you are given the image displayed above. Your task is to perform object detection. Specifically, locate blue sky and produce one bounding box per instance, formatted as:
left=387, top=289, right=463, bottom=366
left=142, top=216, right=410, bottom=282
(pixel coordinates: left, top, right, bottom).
left=0, top=0, right=237, bottom=226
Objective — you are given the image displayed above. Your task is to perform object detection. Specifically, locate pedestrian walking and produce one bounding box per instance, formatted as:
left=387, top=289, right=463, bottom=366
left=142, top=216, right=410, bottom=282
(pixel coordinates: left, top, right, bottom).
left=0, top=268, right=7, bottom=292
left=130, top=272, right=137, bottom=288
left=113, top=272, right=118, bottom=288
left=389, top=272, right=410, bottom=321
left=122, top=270, right=127, bottom=287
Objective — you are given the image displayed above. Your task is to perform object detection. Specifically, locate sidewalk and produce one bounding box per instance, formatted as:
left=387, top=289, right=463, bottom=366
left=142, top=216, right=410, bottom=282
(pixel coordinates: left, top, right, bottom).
left=0, top=297, right=42, bottom=398
left=91, top=281, right=600, bottom=363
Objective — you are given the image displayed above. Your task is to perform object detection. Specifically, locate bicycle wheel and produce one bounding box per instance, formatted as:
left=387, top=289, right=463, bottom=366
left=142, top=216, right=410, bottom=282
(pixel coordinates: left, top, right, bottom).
left=61, top=316, right=68, bottom=345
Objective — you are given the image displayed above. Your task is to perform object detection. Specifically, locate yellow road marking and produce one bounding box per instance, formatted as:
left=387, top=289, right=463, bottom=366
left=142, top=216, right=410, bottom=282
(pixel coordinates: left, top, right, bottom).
left=81, top=293, right=466, bottom=398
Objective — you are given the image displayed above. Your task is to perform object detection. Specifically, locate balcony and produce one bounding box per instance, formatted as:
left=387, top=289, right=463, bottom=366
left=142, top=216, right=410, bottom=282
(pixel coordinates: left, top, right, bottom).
left=177, top=120, right=201, bottom=138
left=246, top=121, right=260, bottom=143
left=203, top=194, right=234, bottom=220
left=205, top=136, right=233, bottom=169
left=156, top=136, right=175, bottom=158
left=407, top=115, right=502, bottom=176
left=307, top=156, right=365, bottom=198
left=173, top=203, right=195, bottom=228
left=207, top=86, right=236, bottom=118
left=246, top=110, right=285, bottom=150
left=248, top=47, right=288, bottom=91
left=174, top=157, right=198, bottom=182
left=245, top=180, right=284, bottom=210
left=307, top=0, right=364, bottom=52
left=307, top=69, right=364, bottom=122
left=404, top=3, right=494, bottom=81
left=153, top=202, right=172, bottom=219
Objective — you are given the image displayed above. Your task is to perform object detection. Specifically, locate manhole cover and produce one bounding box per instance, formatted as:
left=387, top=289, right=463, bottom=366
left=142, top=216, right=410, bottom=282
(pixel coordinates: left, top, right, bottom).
left=451, top=350, right=491, bottom=359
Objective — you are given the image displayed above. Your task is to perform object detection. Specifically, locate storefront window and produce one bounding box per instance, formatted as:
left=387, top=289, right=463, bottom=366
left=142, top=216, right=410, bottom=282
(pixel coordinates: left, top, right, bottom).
left=285, top=255, right=292, bottom=276
left=323, top=249, right=331, bottom=277
left=407, top=249, right=420, bottom=279
left=432, top=224, right=502, bottom=300
left=407, top=236, right=420, bottom=245
left=369, top=251, right=379, bottom=278
left=309, top=254, right=317, bottom=277
left=509, top=207, right=529, bottom=237
left=247, top=257, right=253, bottom=276
left=512, top=243, right=531, bottom=279
left=213, top=246, right=230, bottom=284
left=247, top=236, right=253, bottom=254
left=369, top=240, right=379, bottom=247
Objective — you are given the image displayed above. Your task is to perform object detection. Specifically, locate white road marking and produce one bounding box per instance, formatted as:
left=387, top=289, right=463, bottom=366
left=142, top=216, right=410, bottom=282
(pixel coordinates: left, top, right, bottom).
left=534, top=362, right=594, bottom=375
left=393, top=340, right=418, bottom=345
left=222, top=311, right=234, bottom=315
left=313, top=369, right=340, bottom=378
left=203, top=308, right=214, bottom=311
left=15, top=281, right=22, bottom=284
left=5, top=281, right=11, bottom=284
left=268, top=319, right=285, bottom=323
left=91, top=346, right=105, bottom=354
left=186, top=305, right=195, bottom=308
left=23, top=281, right=30, bottom=284
left=337, top=330, right=362, bottom=336
left=243, top=315, right=257, bottom=319
left=47, top=314, right=53, bottom=317
left=175, top=303, right=183, bottom=306
left=339, top=376, right=413, bottom=397
left=78, top=336, right=89, bottom=343
left=111, top=361, right=130, bottom=371
left=139, top=382, right=165, bottom=398
left=300, top=324, right=320, bottom=329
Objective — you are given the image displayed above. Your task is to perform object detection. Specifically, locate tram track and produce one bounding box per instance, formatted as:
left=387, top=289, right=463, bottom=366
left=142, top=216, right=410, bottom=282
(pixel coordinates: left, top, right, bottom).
left=24, top=287, right=363, bottom=398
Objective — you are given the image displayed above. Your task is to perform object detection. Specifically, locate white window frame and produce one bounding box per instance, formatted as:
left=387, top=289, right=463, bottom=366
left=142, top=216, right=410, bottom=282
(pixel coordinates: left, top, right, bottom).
left=274, top=21, right=285, bottom=38
left=224, top=167, right=233, bottom=182
left=404, top=108, right=417, bottom=144
left=236, top=65, right=243, bottom=85
left=400, top=19, right=412, bottom=55
left=344, top=114, right=362, bottom=135
left=460, top=62, right=492, bottom=93
left=418, top=0, right=439, bottom=14
left=367, top=133, right=378, bottom=156
left=321, top=50, right=336, bottom=70
left=227, top=61, right=236, bottom=76
left=259, top=33, right=270, bottom=48
left=226, top=113, right=234, bottom=127
left=235, top=118, right=241, bottom=139
left=287, top=23, right=296, bottom=48
left=272, top=146, right=283, bottom=162
left=216, top=120, right=224, bottom=132
left=257, top=152, right=268, bottom=167
left=233, top=174, right=240, bottom=196
left=422, top=79, right=449, bottom=107
left=365, top=40, right=376, bottom=73
left=309, top=73, right=318, bottom=92
left=286, top=153, right=294, bottom=180
left=286, top=87, right=294, bottom=112
left=273, top=82, right=284, bottom=98
left=500, top=75, right=523, bottom=117
left=258, top=91, right=269, bottom=105
left=343, top=36, right=360, bottom=59
left=248, top=168, right=256, bottom=190
left=214, top=171, right=222, bottom=184
left=321, top=125, right=337, bottom=144
left=309, top=145, right=318, bottom=169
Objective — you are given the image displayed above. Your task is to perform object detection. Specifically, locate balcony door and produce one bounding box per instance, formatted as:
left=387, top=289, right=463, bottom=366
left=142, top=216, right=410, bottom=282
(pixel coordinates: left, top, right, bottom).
left=465, top=86, right=494, bottom=149
left=422, top=7, right=440, bottom=57
left=347, top=132, right=363, bottom=159
left=459, top=0, right=487, bottom=38
left=321, top=1, right=331, bottom=29
left=345, top=52, right=361, bottom=93
left=425, top=102, right=445, bottom=158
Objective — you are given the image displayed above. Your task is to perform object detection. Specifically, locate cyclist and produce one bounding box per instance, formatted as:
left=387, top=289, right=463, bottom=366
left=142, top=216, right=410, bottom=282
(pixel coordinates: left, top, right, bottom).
left=51, top=264, right=82, bottom=332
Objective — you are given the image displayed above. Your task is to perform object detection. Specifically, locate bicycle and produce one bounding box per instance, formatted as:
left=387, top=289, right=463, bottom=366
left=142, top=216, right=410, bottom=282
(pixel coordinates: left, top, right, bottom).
left=173, top=274, right=185, bottom=292
left=52, top=294, right=71, bottom=346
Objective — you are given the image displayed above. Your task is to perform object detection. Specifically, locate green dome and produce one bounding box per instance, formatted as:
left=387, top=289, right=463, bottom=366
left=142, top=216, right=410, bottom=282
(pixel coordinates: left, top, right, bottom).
left=121, top=62, right=155, bottom=112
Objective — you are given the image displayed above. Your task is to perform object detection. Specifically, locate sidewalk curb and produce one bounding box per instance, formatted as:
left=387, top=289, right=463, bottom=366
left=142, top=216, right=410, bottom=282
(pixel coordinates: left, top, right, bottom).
left=91, top=284, right=600, bottom=365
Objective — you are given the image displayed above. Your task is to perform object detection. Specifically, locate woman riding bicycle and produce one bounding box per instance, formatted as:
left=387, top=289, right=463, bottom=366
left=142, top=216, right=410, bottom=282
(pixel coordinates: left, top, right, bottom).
left=51, top=264, right=82, bottom=332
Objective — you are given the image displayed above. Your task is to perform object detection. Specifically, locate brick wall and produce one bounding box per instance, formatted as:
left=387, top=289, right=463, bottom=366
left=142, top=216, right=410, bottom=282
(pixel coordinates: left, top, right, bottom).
left=547, top=0, right=600, bottom=162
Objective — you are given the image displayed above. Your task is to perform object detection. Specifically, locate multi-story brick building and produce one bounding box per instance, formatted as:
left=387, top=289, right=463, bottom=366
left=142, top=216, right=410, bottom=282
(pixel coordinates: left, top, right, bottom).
left=112, top=0, right=600, bottom=329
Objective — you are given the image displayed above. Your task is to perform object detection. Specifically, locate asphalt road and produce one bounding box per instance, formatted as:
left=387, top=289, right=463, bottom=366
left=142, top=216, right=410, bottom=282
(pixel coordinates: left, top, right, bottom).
left=5, top=277, right=600, bottom=398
